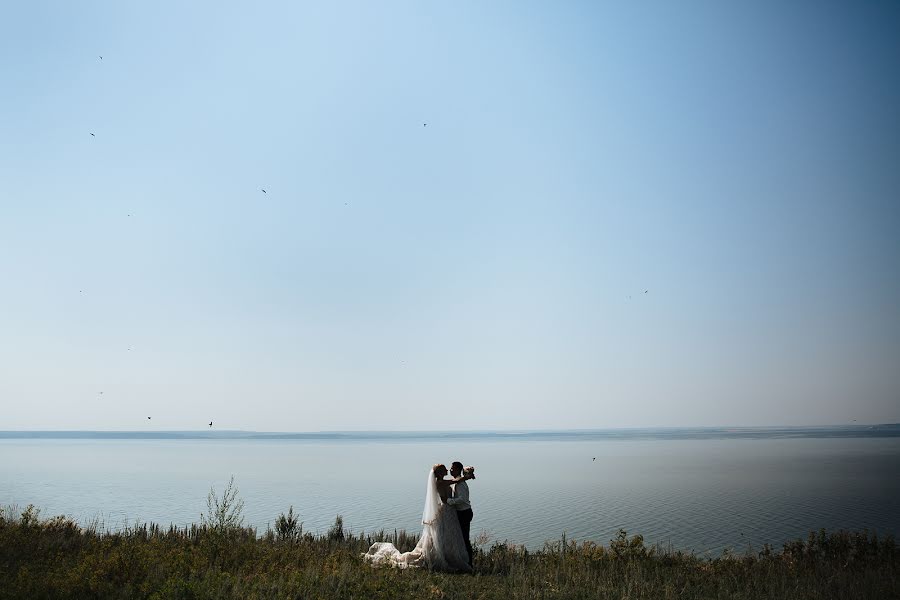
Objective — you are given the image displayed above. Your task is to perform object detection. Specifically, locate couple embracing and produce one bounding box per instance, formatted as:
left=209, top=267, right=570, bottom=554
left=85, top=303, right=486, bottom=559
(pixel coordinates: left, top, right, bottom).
left=363, top=461, right=476, bottom=573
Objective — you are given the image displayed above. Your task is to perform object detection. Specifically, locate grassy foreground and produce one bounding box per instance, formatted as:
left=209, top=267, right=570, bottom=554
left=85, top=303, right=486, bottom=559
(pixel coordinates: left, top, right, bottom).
left=2, top=504, right=897, bottom=600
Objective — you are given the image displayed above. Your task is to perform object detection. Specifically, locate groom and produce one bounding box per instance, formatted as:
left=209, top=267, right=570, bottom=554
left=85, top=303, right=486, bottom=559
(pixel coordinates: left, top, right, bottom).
left=447, top=461, right=474, bottom=567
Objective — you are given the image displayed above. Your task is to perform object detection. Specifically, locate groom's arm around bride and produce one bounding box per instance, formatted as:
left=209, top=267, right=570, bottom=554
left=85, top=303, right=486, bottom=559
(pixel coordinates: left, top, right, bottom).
left=447, top=461, right=474, bottom=568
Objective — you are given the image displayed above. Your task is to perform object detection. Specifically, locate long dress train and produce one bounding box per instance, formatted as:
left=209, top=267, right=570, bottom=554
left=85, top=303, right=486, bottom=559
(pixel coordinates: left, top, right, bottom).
left=362, top=469, right=472, bottom=573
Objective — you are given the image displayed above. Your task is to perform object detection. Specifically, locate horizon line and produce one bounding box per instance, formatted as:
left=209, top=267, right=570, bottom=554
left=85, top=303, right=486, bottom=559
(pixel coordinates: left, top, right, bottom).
left=1, top=424, right=898, bottom=441
left=0, top=423, right=898, bottom=434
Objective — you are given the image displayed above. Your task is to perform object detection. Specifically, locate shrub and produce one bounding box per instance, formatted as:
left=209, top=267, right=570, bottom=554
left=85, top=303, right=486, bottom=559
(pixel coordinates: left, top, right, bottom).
left=327, top=514, right=345, bottom=541
left=275, top=506, right=302, bottom=543
left=200, top=475, right=245, bottom=533
left=609, top=529, right=655, bottom=559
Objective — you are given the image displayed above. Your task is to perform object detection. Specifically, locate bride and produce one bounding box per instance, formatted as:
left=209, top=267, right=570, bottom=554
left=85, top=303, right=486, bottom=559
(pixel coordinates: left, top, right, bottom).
left=362, top=463, right=474, bottom=573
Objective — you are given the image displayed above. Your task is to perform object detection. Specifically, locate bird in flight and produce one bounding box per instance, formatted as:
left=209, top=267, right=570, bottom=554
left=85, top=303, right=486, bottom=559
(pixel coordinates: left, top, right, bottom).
left=90, top=133, right=95, bottom=137
left=99, top=56, right=103, bottom=60
left=147, top=416, right=151, bottom=420
left=209, top=421, right=213, bottom=428
left=261, top=189, right=266, bottom=194
left=423, top=123, right=427, bottom=127
left=592, top=457, right=596, bottom=461
left=644, top=290, right=648, bottom=293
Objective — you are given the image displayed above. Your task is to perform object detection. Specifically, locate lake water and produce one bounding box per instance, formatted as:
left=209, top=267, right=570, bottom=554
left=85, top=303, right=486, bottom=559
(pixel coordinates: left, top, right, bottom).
left=2, top=431, right=899, bottom=555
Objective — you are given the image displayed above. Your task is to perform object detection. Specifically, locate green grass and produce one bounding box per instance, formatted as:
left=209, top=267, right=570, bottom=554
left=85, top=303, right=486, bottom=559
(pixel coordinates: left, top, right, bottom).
left=1, top=504, right=896, bottom=599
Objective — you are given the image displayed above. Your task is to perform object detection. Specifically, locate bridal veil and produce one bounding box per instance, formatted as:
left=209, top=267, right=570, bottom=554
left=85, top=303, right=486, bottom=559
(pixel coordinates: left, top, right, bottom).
left=362, top=468, right=471, bottom=573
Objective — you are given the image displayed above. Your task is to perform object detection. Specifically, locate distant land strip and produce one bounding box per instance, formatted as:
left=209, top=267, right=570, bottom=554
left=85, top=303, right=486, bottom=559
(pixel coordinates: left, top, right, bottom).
left=1, top=425, right=898, bottom=441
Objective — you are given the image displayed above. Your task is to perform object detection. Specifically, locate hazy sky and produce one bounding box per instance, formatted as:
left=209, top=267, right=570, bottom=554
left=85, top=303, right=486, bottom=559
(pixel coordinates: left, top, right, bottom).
left=1, top=1, right=898, bottom=431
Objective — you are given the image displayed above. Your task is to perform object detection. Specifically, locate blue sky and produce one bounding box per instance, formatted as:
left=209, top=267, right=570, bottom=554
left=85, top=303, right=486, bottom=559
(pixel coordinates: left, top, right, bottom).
left=1, top=1, right=898, bottom=430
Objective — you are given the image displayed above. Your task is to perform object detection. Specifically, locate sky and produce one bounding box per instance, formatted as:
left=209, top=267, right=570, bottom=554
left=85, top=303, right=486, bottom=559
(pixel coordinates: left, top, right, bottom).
left=1, top=1, right=898, bottom=431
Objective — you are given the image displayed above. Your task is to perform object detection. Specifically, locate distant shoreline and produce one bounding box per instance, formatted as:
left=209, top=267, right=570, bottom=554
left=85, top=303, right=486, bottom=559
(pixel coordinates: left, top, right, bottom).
left=2, top=424, right=898, bottom=441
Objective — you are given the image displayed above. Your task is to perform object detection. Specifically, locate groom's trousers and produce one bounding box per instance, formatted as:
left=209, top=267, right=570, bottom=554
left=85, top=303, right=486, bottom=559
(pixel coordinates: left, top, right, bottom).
left=456, top=508, right=474, bottom=566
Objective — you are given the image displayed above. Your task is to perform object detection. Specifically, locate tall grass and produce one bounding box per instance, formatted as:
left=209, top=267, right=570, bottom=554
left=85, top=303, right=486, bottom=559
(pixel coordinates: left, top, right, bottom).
left=1, top=503, right=896, bottom=599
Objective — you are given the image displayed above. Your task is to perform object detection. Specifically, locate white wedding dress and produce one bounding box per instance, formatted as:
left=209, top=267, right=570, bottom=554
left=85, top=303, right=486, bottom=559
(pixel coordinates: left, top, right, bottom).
left=362, top=469, right=472, bottom=573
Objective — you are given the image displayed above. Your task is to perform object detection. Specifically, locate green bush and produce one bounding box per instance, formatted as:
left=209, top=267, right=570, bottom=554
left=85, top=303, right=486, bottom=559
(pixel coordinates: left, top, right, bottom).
left=327, top=514, right=345, bottom=541
left=275, top=505, right=302, bottom=543
left=200, top=475, right=245, bottom=533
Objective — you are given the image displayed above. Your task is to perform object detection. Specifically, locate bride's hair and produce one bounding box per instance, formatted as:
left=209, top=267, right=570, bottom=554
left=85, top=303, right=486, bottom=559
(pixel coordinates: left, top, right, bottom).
left=432, top=463, right=446, bottom=477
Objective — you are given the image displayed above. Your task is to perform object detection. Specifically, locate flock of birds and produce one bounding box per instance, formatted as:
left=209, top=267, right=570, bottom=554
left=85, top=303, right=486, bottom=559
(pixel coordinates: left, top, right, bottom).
left=86, top=54, right=655, bottom=434
left=95, top=386, right=214, bottom=428
left=86, top=54, right=246, bottom=431
left=143, top=416, right=213, bottom=428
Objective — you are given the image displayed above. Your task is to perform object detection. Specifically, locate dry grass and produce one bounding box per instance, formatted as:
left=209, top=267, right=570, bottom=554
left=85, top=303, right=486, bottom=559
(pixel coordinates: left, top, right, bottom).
left=1, top=504, right=897, bottom=599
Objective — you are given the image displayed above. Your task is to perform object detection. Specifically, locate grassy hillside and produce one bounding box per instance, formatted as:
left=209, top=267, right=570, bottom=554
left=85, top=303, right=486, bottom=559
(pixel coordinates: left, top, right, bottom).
left=1, top=503, right=896, bottom=599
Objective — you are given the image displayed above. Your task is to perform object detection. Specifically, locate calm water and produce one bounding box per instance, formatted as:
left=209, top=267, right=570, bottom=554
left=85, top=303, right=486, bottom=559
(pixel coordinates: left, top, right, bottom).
left=2, top=435, right=899, bottom=555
